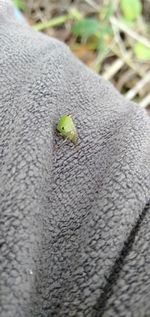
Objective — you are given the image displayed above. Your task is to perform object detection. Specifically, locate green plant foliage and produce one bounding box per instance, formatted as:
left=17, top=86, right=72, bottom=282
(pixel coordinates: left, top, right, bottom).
left=72, top=18, right=100, bottom=38
left=69, top=8, right=83, bottom=20
left=120, top=0, right=142, bottom=21
left=13, top=0, right=26, bottom=11
left=100, top=3, right=115, bottom=21
left=71, top=14, right=113, bottom=56
left=134, top=42, right=150, bottom=60
left=97, top=26, right=113, bottom=52
left=100, top=26, right=113, bottom=36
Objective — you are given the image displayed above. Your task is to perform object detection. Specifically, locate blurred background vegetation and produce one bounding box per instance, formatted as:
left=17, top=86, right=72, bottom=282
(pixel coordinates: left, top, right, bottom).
left=13, top=0, right=150, bottom=108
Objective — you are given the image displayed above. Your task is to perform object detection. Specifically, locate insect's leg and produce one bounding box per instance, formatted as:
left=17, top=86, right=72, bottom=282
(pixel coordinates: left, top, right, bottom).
left=61, top=138, right=68, bottom=146
left=54, top=138, right=68, bottom=150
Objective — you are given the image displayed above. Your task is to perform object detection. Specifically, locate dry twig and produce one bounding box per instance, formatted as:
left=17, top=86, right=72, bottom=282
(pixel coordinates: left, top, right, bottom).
left=102, top=58, right=125, bottom=80
left=125, top=72, right=150, bottom=100
left=140, top=93, right=150, bottom=108
left=110, top=17, right=150, bottom=49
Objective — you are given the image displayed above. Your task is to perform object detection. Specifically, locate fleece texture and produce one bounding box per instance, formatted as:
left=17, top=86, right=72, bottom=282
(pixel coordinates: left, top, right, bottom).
left=0, top=2, right=150, bottom=316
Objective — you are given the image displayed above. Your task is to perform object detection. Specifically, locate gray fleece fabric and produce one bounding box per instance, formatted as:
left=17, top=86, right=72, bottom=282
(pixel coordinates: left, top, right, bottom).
left=0, top=2, right=150, bottom=317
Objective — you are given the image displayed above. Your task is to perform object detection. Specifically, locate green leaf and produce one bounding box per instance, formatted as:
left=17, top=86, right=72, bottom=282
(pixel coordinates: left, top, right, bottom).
left=134, top=43, right=150, bottom=61
left=72, top=18, right=100, bottom=38
left=100, top=26, right=113, bottom=36
left=120, top=0, right=142, bottom=21
left=12, top=0, right=26, bottom=11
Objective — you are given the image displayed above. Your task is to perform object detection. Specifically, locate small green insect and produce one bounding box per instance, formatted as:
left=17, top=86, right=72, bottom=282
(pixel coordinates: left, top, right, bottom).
left=56, top=114, right=78, bottom=144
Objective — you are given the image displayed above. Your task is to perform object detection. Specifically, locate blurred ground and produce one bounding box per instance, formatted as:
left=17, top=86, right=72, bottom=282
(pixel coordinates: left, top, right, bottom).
left=19, top=0, right=150, bottom=108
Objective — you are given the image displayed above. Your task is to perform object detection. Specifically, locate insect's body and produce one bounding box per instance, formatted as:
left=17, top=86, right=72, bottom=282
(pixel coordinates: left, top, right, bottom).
left=56, top=115, right=78, bottom=144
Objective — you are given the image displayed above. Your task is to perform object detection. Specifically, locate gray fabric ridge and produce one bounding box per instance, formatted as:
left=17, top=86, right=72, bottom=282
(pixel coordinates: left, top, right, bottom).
left=0, top=2, right=150, bottom=317
left=93, top=200, right=150, bottom=317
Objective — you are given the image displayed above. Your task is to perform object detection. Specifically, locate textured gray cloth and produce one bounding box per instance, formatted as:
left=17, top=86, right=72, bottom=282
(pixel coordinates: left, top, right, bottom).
left=0, top=2, right=150, bottom=317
